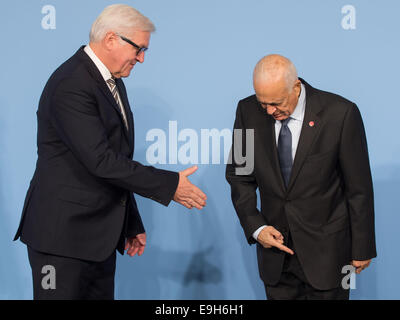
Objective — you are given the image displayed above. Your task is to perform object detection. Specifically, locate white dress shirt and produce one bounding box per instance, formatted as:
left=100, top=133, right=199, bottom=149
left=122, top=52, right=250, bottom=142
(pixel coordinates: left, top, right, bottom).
left=252, top=83, right=306, bottom=241
left=83, top=44, right=126, bottom=111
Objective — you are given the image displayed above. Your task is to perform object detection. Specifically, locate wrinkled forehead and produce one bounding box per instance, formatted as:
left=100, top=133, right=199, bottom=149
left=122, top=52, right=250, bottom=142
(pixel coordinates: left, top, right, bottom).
left=254, top=78, right=290, bottom=101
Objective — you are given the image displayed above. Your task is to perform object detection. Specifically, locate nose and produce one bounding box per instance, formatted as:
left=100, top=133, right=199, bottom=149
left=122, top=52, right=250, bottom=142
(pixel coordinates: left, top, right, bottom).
left=266, top=106, right=276, bottom=115
left=136, top=51, right=145, bottom=63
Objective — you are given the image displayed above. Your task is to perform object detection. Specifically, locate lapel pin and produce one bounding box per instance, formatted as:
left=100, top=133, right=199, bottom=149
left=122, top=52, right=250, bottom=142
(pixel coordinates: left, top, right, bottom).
left=309, top=121, right=315, bottom=127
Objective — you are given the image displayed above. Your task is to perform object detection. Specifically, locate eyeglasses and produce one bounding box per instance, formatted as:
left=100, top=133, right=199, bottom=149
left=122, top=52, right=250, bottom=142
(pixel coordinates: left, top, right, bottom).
left=116, top=34, right=148, bottom=55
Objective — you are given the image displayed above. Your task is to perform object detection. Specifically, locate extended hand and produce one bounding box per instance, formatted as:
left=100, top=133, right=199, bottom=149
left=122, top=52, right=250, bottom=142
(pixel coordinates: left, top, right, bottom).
left=351, top=259, right=371, bottom=274
left=125, top=233, right=146, bottom=257
left=173, top=166, right=207, bottom=209
left=257, top=226, right=294, bottom=255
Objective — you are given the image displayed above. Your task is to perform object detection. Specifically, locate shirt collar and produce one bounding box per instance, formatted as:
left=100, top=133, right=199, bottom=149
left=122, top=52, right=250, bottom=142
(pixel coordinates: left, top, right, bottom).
left=289, top=83, right=306, bottom=122
left=84, top=44, right=113, bottom=82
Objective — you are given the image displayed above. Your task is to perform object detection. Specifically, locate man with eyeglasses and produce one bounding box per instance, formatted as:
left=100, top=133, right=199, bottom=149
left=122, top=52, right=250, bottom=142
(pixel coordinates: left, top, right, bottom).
left=14, top=4, right=207, bottom=300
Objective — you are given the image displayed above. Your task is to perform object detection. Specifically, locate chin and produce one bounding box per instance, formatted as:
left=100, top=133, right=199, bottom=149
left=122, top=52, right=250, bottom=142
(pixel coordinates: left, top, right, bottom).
left=125, top=69, right=135, bottom=77
left=121, top=71, right=132, bottom=78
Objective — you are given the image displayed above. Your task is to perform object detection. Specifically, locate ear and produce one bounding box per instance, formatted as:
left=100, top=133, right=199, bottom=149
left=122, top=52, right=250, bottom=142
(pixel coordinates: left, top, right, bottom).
left=103, top=31, right=118, bottom=51
left=293, top=79, right=301, bottom=96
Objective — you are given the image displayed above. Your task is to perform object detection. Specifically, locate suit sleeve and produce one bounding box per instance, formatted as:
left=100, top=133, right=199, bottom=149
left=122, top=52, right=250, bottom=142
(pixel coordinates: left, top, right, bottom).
left=226, top=102, right=267, bottom=245
left=339, top=103, right=377, bottom=260
left=50, top=77, right=179, bottom=206
left=125, top=194, right=145, bottom=238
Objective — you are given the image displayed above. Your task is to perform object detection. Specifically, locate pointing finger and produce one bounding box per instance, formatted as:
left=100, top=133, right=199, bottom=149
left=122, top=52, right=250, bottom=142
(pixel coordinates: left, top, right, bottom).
left=272, top=241, right=294, bottom=255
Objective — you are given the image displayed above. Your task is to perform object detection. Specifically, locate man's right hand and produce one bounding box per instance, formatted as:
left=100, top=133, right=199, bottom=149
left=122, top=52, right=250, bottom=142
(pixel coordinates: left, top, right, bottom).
left=257, top=226, right=294, bottom=255
left=173, top=166, right=207, bottom=210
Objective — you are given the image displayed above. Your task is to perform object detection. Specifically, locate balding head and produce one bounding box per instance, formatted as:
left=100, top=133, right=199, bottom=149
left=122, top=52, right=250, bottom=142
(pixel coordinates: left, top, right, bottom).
left=252, top=54, right=302, bottom=121
left=253, top=54, right=298, bottom=91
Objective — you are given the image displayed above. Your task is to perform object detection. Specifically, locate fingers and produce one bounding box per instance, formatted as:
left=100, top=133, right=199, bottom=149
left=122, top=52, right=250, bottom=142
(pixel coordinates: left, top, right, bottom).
left=136, top=234, right=146, bottom=246
left=181, top=201, right=192, bottom=209
left=125, top=238, right=135, bottom=251
left=180, top=199, right=202, bottom=210
left=184, top=183, right=207, bottom=208
left=178, top=187, right=207, bottom=210
left=354, top=264, right=365, bottom=274
left=138, top=245, right=145, bottom=256
left=128, top=246, right=139, bottom=257
left=191, top=202, right=203, bottom=210
left=189, top=195, right=206, bottom=209
left=174, top=166, right=207, bottom=210
left=127, top=239, right=139, bottom=257
left=272, top=241, right=294, bottom=255
left=259, top=228, right=294, bottom=255
left=351, top=260, right=361, bottom=268
left=267, top=226, right=283, bottom=240
left=192, top=184, right=207, bottom=201
left=351, top=260, right=371, bottom=274
left=126, top=238, right=146, bottom=257
left=181, top=165, right=198, bottom=177
left=266, top=226, right=284, bottom=243
left=128, top=243, right=145, bottom=257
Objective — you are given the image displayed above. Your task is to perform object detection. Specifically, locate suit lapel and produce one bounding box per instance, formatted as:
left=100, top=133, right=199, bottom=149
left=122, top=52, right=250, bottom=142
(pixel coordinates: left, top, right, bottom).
left=287, top=80, right=323, bottom=192
left=76, top=46, right=132, bottom=148
left=116, top=78, right=135, bottom=153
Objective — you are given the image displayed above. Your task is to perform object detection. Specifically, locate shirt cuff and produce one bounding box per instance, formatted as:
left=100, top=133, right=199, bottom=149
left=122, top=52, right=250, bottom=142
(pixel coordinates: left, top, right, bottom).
left=253, top=225, right=268, bottom=241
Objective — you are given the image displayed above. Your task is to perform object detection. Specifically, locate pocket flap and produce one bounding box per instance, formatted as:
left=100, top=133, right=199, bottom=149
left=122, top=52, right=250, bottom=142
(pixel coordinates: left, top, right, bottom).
left=58, top=185, right=101, bottom=208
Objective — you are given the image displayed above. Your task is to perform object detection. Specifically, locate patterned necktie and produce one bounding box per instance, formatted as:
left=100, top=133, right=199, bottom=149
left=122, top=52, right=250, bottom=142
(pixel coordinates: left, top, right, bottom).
left=278, top=117, right=292, bottom=188
left=106, top=77, right=129, bottom=130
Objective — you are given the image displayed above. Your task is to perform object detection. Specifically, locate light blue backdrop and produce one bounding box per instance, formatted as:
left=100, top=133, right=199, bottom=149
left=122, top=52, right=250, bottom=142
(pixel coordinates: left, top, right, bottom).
left=1, top=0, right=398, bottom=299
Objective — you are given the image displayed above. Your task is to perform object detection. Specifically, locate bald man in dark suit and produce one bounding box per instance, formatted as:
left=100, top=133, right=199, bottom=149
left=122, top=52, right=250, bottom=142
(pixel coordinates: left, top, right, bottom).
left=226, top=54, right=376, bottom=300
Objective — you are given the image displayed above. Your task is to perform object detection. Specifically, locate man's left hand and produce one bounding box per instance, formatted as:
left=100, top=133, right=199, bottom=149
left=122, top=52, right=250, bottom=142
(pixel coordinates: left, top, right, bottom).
left=351, top=259, right=372, bottom=274
left=125, top=233, right=146, bottom=257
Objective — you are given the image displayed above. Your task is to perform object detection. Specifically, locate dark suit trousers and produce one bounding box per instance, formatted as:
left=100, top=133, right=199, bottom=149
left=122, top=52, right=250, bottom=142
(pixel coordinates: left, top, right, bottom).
left=264, top=233, right=350, bottom=300
left=27, top=246, right=116, bottom=300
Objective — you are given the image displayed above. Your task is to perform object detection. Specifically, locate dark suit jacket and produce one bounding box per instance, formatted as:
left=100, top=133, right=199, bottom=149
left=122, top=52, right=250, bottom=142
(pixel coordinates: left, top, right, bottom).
left=226, top=78, right=376, bottom=290
left=14, top=46, right=179, bottom=262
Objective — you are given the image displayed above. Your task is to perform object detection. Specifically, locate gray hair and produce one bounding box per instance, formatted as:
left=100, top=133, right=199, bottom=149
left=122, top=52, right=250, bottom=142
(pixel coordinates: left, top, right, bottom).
left=253, top=54, right=298, bottom=92
left=89, top=4, right=155, bottom=43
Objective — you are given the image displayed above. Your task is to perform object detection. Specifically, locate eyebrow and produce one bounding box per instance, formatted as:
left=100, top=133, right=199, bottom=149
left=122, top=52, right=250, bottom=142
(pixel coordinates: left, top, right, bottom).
left=258, top=100, right=282, bottom=106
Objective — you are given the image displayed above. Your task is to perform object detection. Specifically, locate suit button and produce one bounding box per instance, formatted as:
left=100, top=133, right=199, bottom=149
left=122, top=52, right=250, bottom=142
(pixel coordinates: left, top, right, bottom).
left=120, top=198, right=127, bottom=206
